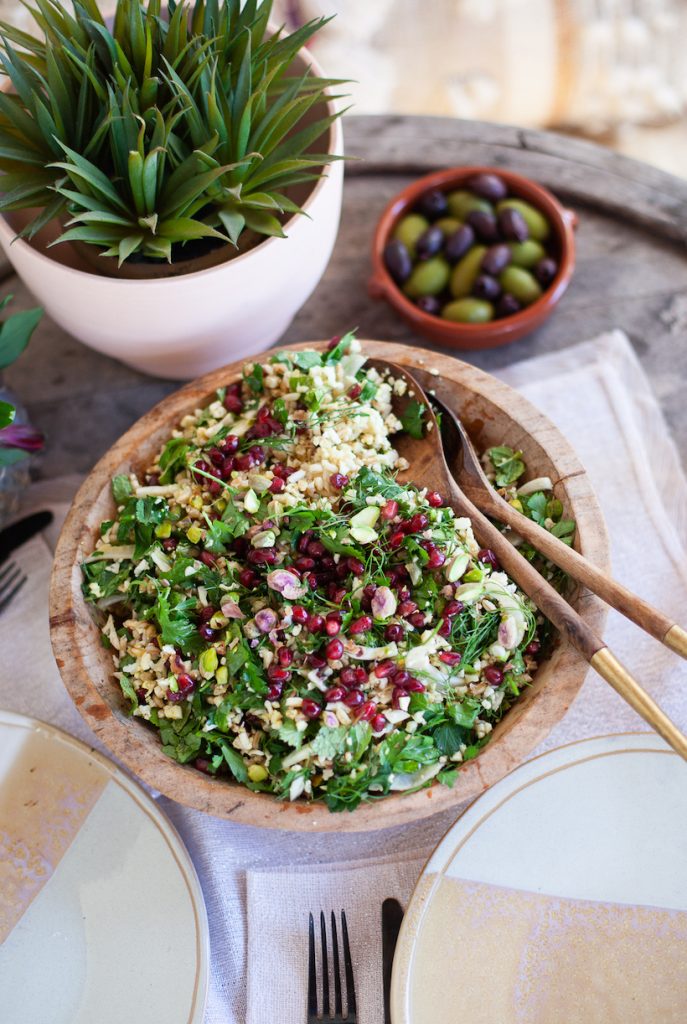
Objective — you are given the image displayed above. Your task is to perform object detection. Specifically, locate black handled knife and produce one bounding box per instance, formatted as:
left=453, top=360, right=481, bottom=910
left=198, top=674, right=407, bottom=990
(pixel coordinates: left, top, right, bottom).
left=382, top=898, right=404, bottom=1024
left=0, top=510, right=53, bottom=565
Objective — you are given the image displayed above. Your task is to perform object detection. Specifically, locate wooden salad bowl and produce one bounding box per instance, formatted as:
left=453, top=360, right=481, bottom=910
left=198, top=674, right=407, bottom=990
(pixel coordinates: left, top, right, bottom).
left=49, top=340, right=609, bottom=832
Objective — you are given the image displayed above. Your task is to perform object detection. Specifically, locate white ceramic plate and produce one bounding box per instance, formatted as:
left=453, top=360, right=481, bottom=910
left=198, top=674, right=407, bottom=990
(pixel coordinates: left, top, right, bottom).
left=391, top=734, right=687, bottom=1023
left=0, top=710, right=208, bottom=1023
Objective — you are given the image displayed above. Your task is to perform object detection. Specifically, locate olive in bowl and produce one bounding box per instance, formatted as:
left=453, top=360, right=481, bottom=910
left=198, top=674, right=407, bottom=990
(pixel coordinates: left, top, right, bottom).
left=369, top=167, right=576, bottom=351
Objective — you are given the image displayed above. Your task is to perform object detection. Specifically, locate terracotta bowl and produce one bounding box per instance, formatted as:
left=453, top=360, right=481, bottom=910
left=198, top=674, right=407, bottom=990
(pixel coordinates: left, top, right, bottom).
left=50, top=340, right=608, bottom=832
left=369, top=167, right=576, bottom=350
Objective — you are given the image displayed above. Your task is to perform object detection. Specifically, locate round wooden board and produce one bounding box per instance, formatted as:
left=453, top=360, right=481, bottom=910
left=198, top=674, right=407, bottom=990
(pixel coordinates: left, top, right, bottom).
left=49, top=340, right=608, bottom=832
left=6, top=115, right=687, bottom=475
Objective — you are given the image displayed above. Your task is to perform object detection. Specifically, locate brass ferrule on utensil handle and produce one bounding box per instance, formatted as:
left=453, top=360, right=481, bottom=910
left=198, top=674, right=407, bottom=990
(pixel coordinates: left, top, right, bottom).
left=591, top=648, right=687, bottom=760
left=664, top=625, right=687, bottom=659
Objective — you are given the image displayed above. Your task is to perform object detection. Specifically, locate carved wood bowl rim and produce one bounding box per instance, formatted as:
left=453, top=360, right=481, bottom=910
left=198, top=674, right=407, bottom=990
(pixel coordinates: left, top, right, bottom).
left=49, top=340, right=609, bottom=832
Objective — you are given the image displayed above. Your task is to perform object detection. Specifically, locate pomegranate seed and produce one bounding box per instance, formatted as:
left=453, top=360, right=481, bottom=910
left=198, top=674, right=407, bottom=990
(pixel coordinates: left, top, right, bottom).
left=354, top=667, right=368, bottom=685
left=250, top=446, right=266, bottom=466
left=371, top=713, right=387, bottom=733
left=277, top=647, right=293, bottom=666
left=198, top=624, right=217, bottom=641
left=331, top=586, right=347, bottom=604
left=238, top=568, right=257, bottom=589
left=443, top=600, right=464, bottom=618
left=257, top=405, right=271, bottom=423
left=297, top=532, right=313, bottom=553
left=307, top=540, right=326, bottom=558
left=307, top=652, right=326, bottom=669
left=347, top=557, right=365, bottom=576
left=325, top=617, right=341, bottom=636
left=381, top=499, right=399, bottom=520
left=162, top=537, right=178, bottom=551
left=363, top=583, right=378, bottom=598
left=340, top=667, right=357, bottom=686
left=438, top=620, right=452, bottom=638
left=135, top=686, right=147, bottom=703
left=330, top=472, right=349, bottom=490
left=349, top=615, right=372, bottom=635
left=224, top=393, right=243, bottom=414
left=348, top=383, right=362, bottom=399
left=234, top=454, right=253, bottom=472
left=391, top=670, right=410, bottom=687
left=307, top=613, right=325, bottom=633
left=398, top=600, right=417, bottom=617
left=428, top=548, right=446, bottom=569
left=409, top=512, right=429, bottom=532
left=221, top=456, right=236, bottom=479
left=194, top=757, right=211, bottom=774
left=192, top=459, right=210, bottom=483
left=388, top=530, right=405, bottom=549
left=478, top=549, right=500, bottom=570
left=325, top=638, right=344, bottom=661
left=199, top=550, right=216, bottom=567
left=291, top=605, right=309, bottom=625
left=267, top=666, right=291, bottom=682
left=220, top=434, right=239, bottom=454
left=295, top=556, right=315, bottom=572
left=356, top=700, right=376, bottom=722
left=343, top=689, right=364, bottom=707
left=398, top=519, right=414, bottom=534
left=269, top=477, right=285, bottom=494
left=405, top=677, right=425, bottom=693
left=385, top=624, right=403, bottom=642
left=266, top=683, right=283, bottom=701
left=408, top=611, right=426, bottom=629
left=301, top=698, right=322, bottom=719
left=321, top=555, right=335, bottom=571
left=526, top=640, right=541, bottom=656
left=208, top=447, right=225, bottom=466
left=199, top=605, right=216, bottom=622
left=169, top=673, right=195, bottom=702
left=327, top=334, right=342, bottom=351
left=326, top=686, right=346, bottom=702
left=374, top=660, right=396, bottom=678
left=247, top=548, right=277, bottom=565
left=439, top=651, right=462, bottom=666
left=392, top=687, right=408, bottom=709
left=426, top=491, right=444, bottom=507
left=485, top=666, right=504, bottom=686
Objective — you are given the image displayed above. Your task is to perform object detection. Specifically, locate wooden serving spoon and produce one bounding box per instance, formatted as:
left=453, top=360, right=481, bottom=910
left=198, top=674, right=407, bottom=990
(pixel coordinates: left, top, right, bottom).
left=410, top=367, right=687, bottom=662
left=368, top=357, right=687, bottom=762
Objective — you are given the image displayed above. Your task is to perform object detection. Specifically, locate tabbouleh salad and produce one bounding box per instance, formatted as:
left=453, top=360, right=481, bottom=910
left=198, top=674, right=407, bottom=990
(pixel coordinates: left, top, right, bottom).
left=82, top=332, right=573, bottom=812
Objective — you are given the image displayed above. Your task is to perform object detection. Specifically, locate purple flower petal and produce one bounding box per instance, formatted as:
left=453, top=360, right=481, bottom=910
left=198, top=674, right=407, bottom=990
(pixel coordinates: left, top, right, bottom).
left=0, top=423, right=44, bottom=452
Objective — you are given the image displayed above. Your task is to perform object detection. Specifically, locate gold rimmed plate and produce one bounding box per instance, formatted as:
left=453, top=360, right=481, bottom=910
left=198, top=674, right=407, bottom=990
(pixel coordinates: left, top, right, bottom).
left=392, top=733, right=687, bottom=1023
left=0, top=710, right=209, bottom=1023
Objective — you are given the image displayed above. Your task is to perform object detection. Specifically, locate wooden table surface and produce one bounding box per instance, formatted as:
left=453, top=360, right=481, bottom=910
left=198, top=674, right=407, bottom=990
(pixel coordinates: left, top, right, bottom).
left=5, top=114, right=687, bottom=479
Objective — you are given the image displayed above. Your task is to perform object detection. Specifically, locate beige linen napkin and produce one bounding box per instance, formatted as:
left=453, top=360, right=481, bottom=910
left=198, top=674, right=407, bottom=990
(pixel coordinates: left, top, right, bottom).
left=1, top=331, right=686, bottom=1024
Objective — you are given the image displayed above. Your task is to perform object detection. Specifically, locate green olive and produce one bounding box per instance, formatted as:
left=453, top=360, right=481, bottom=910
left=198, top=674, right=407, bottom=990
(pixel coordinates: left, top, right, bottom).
left=449, top=245, right=487, bottom=298
left=403, top=256, right=450, bottom=298
left=393, top=213, right=429, bottom=257
left=497, top=199, right=550, bottom=241
left=434, top=216, right=462, bottom=236
left=507, top=239, right=546, bottom=269
left=447, top=190, right=492, bottom=220
left=442, top=298, right=494, bottom=323
left=499, top=266, right=543, bottom=305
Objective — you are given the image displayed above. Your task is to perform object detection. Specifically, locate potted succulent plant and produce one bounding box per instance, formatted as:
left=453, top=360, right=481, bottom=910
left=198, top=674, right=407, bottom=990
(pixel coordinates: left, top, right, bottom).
left=0, top=0, right=345, bottom=377
left=0, top=296, right=43, bottom=526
